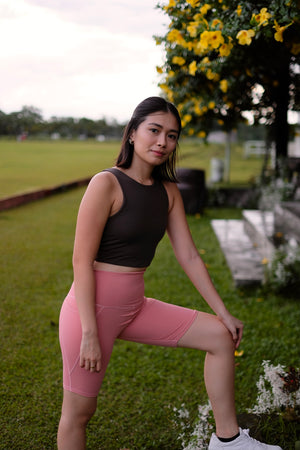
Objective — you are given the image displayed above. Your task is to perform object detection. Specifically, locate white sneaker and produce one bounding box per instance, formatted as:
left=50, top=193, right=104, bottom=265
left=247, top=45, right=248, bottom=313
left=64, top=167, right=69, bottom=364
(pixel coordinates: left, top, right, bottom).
left=208, top=427, right=282, bottom=449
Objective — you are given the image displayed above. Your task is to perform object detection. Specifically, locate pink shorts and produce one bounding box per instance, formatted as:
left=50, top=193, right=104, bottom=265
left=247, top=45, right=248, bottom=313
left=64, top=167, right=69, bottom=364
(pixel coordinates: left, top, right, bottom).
left=59, top=270, right=198, bottom=397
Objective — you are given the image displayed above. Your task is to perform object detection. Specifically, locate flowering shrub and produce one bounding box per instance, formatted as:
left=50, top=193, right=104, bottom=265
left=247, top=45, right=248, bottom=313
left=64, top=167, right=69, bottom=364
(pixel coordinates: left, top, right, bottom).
left=173, top=402, right=214, bottom=449
left=258, top=177, right=295, bottom=211
left=155, top=0, right=300, bottom=149
left=248, top=360, right=300, bottom=418
left=173, top=361, right=300, bottom=449
left=264, top=243, right=300, bottom=297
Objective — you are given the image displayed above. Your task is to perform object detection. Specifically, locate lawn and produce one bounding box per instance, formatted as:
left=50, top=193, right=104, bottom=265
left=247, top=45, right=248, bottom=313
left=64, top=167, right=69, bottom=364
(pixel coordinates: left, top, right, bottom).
left=0, top=185, right=299, bottom=449
left=0, top=138, right=264, bottom=199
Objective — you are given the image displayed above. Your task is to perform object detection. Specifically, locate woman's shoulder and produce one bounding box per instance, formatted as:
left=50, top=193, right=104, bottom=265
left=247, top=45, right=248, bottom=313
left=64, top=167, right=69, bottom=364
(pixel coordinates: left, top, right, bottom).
left=86, top=168, right=120, bottom=196
left=90, top=168, right=118, bottom=186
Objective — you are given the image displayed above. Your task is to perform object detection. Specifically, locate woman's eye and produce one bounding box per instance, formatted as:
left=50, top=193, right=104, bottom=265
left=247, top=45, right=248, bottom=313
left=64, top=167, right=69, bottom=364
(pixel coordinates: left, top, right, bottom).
left=150, top=128, right=159, bottom=133
left=168, top=134, right=177, bottom=140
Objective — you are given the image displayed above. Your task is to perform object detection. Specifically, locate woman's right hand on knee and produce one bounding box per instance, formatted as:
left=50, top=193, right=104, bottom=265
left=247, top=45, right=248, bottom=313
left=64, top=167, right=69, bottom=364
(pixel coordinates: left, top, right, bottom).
left=80, top=332, right=102, bottom=372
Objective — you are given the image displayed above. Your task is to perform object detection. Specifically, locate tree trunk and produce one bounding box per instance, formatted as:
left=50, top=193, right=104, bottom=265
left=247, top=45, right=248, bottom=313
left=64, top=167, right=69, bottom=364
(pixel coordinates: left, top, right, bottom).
left=273, top=55, right=291, bottom=174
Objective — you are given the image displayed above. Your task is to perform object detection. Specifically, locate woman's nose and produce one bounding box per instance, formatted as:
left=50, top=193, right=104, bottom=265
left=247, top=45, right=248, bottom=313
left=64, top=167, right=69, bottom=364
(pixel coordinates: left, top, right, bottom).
left=157, top=133, right=166, bottom=147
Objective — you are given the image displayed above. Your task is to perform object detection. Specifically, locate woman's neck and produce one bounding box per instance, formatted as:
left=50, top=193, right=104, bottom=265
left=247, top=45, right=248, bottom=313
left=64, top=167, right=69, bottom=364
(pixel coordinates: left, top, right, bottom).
left=118, top=163, right=154, bottom=186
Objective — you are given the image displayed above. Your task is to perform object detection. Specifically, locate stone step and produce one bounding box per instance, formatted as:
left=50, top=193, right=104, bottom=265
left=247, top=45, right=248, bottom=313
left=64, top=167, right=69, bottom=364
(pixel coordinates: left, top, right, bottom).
left=242, top=210, right=275, bottom=261
left=212, top=205, right=300, bottom=286
left=211, top=219, right=265, bottom=286
left=274, top=202, right=300, bottom=243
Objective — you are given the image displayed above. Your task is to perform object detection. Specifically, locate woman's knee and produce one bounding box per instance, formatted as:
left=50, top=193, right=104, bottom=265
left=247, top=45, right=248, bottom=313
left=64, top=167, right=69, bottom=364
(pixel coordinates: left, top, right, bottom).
left=211, top=318, right=235, bottom=353
left=178, top=312, right=234, bottom=353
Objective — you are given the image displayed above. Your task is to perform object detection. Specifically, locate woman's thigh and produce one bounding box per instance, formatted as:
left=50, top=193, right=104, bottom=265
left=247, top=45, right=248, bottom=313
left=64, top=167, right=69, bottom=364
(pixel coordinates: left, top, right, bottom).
left=118, top=296, right=198, bottom=347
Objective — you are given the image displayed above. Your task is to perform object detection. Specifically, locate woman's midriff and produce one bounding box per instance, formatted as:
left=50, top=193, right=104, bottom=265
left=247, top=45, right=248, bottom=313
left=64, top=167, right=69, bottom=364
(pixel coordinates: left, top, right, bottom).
left=93, top=261, right=146, bottom=273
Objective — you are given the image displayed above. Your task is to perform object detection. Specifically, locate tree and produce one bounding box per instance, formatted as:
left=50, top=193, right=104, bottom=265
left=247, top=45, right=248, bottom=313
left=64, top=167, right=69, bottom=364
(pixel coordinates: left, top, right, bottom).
left=155, top=0, right=300, bottom=170
left=16, top=106, right=44, bottom=134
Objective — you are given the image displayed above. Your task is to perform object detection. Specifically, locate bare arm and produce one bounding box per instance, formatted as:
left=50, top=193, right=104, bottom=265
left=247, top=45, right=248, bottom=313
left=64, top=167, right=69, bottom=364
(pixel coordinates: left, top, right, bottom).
left=165, top=182, right=243, bottom=347
left=72, top=172, right=117, bottom=371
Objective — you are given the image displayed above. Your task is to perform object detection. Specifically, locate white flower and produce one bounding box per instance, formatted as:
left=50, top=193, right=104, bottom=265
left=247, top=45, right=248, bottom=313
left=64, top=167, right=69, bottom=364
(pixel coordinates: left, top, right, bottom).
left=248, top=360, right=300, bottom=415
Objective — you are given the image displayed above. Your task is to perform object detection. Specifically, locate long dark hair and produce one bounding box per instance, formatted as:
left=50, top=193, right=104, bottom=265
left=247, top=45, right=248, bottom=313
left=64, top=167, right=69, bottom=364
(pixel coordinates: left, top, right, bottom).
left=116, top=97, right=181, bottom=182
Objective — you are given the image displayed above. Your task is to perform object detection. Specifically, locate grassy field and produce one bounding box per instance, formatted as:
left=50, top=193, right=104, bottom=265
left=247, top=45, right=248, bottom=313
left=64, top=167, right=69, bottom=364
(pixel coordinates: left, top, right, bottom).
left=0, top=183, right=299, bottom=449
left=0, top=138, right=264, bottom=199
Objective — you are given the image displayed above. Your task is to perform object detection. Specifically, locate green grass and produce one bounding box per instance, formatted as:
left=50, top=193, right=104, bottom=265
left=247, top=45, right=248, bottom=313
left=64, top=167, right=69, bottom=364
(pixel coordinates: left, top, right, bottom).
left=0, top=189, right=299, bottom=449
left=0, top=140, right=119, bottom=198
left=0, top=138, right=264, bottom=199
left=178, top=138, right=263, bottom=186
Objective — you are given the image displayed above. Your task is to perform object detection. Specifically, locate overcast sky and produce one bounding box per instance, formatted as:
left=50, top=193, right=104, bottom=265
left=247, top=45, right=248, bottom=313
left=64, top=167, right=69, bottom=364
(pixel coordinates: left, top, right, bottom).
left=0, top=0, right=168, bottom=122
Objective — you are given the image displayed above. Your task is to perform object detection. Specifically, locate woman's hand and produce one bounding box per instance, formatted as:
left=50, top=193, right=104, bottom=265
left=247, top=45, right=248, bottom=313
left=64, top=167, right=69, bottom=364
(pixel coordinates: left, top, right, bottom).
left=79, top=331, right=102, bottom=372
left=218, top=311, right=244, bottom=349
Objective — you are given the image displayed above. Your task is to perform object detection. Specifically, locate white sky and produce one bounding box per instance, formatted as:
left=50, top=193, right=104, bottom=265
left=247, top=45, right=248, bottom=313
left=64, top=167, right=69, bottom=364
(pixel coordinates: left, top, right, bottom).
left=0, top=0, right=168, bottom=122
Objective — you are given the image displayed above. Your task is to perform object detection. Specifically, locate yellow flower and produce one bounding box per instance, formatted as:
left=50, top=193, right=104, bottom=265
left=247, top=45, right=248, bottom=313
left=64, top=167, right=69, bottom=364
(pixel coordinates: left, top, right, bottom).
left=261, top=257, right=269, bottom=265
left=199, top=30, right=211, bottom=50
left=188, top=128, right=195, bottom=135
left=181, top=114, right=192, bottom=127
left=273, top=20, right=292, bottom=42
left=187, top=0, right=200, bottom=7
left=189, top=60, right=198, bottom=76
left=187, top=23, right=198, bottom=37
left=156, top=66, right=163, bottom=74
left=252, top=8, right=272, bottom=27
left=200, top=4, right=211, bottom=15
left=211, top=30, right=224, bottom=48
left=198, top=131, right=206, bottom=138
left=212, top=19, right=223, bottom=29
left=198, top=30, right=224, bottom=53
left=236, top=29, right=255, bottom=45
left=206, top=68, right=215, bottom=80
left=167, top=29, right=184, bottom=44
left=208, top=101, right=215, bottom=109
left=236, top=5, right=242, bottom=16
left=235, top=350, right=244, bottom=357
left=172, top=56, right=186, bottom=66
left=218, top=119, right=224, bottom=125
left=164, top=0, right=176, bottom=10
left=194, top=103, right=203, bottom=116
left=220, top=79, right=228, bottom=93
left=219, top=41, right=233, bottom=57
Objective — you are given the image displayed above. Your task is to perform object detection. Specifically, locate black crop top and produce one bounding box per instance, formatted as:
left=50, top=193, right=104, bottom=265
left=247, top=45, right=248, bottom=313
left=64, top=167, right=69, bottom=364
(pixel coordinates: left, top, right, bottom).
left=95, top=168, right=169, bottom=267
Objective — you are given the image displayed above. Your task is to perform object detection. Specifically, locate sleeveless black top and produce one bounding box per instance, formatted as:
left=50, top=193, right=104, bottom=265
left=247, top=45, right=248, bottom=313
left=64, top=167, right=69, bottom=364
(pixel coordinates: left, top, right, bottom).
left=95, top=168, right=169, bottom=267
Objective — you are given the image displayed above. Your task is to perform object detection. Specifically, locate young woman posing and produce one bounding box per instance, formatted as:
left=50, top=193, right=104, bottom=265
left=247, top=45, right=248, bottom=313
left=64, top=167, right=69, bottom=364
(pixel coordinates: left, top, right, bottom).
left=57, top=97, right=282, bottom=450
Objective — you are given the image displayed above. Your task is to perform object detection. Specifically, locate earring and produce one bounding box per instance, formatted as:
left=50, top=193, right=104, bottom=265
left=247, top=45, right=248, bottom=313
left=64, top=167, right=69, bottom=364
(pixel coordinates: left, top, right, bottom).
left=129, top=138, right=134, bottom=145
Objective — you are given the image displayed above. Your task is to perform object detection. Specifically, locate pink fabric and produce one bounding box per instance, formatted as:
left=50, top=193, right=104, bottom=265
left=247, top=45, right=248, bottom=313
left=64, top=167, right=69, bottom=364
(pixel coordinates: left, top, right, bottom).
left=59, top=270, right=197, bottom=397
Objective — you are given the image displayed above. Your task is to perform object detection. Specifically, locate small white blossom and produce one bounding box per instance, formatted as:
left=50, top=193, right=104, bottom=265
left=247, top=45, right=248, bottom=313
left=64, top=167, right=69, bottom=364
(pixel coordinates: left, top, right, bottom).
left=174, top=401, right=213, bottom=450
left=248, top=360, right=300, bottom=415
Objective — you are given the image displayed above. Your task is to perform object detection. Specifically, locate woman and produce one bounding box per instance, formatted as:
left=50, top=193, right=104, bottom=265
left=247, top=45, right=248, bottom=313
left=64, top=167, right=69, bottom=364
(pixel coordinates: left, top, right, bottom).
left=57, top=97, right=282, bottom=450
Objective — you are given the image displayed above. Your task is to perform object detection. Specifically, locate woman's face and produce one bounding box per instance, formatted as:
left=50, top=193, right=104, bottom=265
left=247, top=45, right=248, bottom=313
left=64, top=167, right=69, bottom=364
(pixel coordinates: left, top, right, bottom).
left=130, top=111, right=179, bottom=167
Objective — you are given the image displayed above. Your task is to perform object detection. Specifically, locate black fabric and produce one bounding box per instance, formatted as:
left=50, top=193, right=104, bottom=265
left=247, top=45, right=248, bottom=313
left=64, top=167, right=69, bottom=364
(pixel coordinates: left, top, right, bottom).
left=217, top=432, right=240, bottom=443
left=95, top=168, right=169, bottom=267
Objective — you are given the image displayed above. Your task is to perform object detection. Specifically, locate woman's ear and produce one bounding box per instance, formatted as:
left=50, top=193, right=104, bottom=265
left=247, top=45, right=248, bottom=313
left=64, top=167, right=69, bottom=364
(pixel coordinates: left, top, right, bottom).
left=130, top=130, right=136, bottom=142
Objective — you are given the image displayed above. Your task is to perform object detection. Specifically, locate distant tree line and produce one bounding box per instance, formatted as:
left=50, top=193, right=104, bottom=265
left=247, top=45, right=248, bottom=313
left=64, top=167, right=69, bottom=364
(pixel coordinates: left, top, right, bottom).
left=0, top=106, right=126, bottom=139
left=0, top=104, right=277, bottom=143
